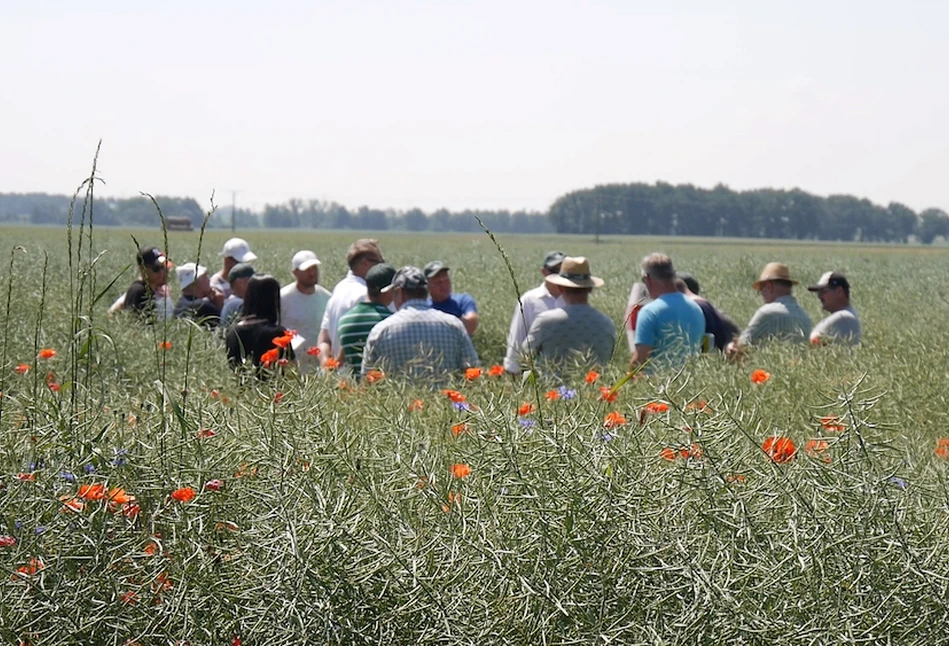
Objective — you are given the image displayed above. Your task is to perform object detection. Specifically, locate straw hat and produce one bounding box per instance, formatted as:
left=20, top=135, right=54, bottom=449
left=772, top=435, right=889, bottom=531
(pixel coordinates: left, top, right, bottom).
left=545, top=256, right=604, bottom=289
left=752, top=262, right=798, bottom=290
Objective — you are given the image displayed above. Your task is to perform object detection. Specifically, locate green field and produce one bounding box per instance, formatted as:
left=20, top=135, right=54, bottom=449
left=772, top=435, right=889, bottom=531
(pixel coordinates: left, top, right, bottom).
left=2, top=224, right=949, bottom=644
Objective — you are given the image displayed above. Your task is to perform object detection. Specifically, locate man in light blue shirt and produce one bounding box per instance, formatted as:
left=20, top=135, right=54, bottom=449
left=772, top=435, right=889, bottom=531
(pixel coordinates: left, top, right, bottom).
left=631, top=253, right=705, bottom=372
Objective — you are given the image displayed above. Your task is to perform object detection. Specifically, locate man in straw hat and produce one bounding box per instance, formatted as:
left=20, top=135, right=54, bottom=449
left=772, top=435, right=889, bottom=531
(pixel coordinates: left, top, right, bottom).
left=503, top=250, right=566, bottom=374
left=521, top=256, right=615, bottom=368
left=630, top=253, right=706, bottom=372
left=725, top=262, right=812, bottom=357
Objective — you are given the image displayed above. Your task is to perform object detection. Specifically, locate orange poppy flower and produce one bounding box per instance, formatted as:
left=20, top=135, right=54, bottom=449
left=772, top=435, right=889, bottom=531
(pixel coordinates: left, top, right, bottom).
left=158, top=340, right=172, bottom=350
left=15, top=472, right=34, bottom=481
left=683, top=443, right=703, bottom=459
left=762, top=436, right=796, bottom=464
left=517, top=402, right=535, bottom=416
left=545, top=390, right=560, bottom=402
left=685, top=400, right=709, bottom=413
left=324, top=357, right=341, bottom=370
left=14, top=364, right=29, bottom=375
left=451, top=423, right=468, bottom=437
left=15, top=557, right=44, bottom=578
left=121, top=502, right=140, bottom=518
left=750, top=369, right=771, bottom=385
left=599, top=386, right=617, bottom=403
left=726, top=474, right=746, bottom=484
left=305, top=346, right=321, bottom=356
left=48, top=382, right=61, bottom=393
left=196, top=427, right=216, bottom=438
left=820, top=416, right=845, bottom=432
left=120, top=590, right=137, bottom=605
left=152, top=571, right=173, bottom=593
left=603, top=411, right=628, bottom=428
left=273, top=392, right=284, bottom=404
left=660, top=447, right=678, bottom=461
left=488, top=365, right=505, bottom=377
left=447, top=491, right=461, bottom=503
left=464, top=367, right=482, bottom=381
left=936, top=438, right=949, bottom=460
left=805, top=439, right=831, bottom=463
left=451, top=463, right=471, bottom=479
left=79, top=483, right=108, bottom=501
left=143, top=541, right=159, bottom=556
left=441, top=389, right=466, bottom=403
left=272, top=335, right=293, bottom=349
left=365, top=369, right=385, bottom=383
left=408, top=399, right=424, bottom=412
left=644, top=401, right=669, bottom=414
left=38, top=348, right=56, bottom=360
left=260, top=348, right=279, bottom=368
left=585, top=370, right=600, bottom=384
left=107, top=487, right=134, bottom=505
left=60, top=497, right=84, bottom=513
left=171, top=487, right=196, bottom=503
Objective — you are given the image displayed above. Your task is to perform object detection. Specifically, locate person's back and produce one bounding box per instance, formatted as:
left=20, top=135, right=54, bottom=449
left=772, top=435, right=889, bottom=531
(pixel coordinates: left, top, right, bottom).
left=225, top=318, right=290, bottom=368
left=635, top=292, right=706, bottom=367
left=811, top=306, right=861, bottom=345
left=525, top=304, right=615, bottom=366
left=739, top=295, right=812, bottom=345
left=338, top=301, right=392, bottom=372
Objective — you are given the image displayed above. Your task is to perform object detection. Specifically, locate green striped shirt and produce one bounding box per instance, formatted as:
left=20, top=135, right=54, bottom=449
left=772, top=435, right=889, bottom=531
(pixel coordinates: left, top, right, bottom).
left=337, top=302, right=392, bottom=372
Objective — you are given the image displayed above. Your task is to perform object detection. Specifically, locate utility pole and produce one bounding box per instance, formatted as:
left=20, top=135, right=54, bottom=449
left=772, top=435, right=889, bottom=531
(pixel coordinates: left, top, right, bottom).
left=231, top=190, right=237, bottom=232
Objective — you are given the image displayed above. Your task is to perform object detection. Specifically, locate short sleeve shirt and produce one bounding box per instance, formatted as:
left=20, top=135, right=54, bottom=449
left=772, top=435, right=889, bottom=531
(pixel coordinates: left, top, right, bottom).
left=810, top=306, right=861, bottom=345
left=523, top=304, right=616, bottom=367
left=739, top=295, right=813, bottom=346
left=337, top=302, right=392, bottom=372
left=430, top=293, right=477, bottom=318
left=634, top=292, right=706, bottom=368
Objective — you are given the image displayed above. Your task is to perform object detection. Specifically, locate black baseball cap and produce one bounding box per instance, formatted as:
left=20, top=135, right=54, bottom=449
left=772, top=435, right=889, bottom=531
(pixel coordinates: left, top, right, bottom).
left=137, top=246, right=171, bottom=269
left=807, top=271, right=850, bottom=292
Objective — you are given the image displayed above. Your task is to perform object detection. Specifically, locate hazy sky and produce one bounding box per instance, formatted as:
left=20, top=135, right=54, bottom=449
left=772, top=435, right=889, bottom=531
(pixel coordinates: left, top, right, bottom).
left=3, top=1, right=948, bottom=213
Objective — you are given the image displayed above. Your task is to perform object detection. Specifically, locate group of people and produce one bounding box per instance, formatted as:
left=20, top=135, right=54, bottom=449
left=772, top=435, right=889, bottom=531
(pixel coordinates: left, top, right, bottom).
left=114, top=236, right=861, bottom=380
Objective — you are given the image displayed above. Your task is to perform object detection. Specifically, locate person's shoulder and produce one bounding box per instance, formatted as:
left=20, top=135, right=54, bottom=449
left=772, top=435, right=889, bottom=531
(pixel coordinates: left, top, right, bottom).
left=315, top=285, right=332, bottom=297
left=280, top=282, right=296, bottom=296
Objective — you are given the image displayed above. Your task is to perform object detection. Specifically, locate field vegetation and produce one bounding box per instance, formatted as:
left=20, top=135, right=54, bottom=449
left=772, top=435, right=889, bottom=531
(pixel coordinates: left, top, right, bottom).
left=2, top=216, right=949, bottom=644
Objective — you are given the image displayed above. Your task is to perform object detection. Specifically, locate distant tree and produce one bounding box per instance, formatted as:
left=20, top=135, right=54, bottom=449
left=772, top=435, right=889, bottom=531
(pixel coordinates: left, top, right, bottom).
left=919, top=208, right=949, bottom=244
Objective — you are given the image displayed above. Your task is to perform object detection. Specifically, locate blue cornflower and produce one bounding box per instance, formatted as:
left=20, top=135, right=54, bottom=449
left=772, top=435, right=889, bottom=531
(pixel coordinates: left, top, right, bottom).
left=34, top=526, right=47, bottom=535
left=518, top=418, right=537, bottom=428
left=600, top=433, right=615, bottom=442
left=112, top=448, right=128, bottom=467
left=452, top=402, right=471, bottom=412
left=887, top=476, right=908, bottom=490
left=557, top=386, right=576, bottom=400
left=83, top=464, right=96, bottom=474
left=60, top=472, right=76, bottom=483
left=14, top=520, right=23, bottom=530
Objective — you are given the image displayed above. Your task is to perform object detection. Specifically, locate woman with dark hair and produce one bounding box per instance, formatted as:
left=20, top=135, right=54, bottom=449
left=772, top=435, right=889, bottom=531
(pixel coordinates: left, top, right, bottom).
left=225, top=275, right=295, bottom=370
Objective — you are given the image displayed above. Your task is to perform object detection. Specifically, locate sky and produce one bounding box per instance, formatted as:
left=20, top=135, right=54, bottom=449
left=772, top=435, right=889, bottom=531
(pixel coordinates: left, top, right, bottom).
left=2, top=0, right=948, bottom=214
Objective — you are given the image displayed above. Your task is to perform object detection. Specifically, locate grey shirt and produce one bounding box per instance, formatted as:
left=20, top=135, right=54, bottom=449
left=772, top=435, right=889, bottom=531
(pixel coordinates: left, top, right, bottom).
left=523, top=304, right=616, bottom=368
left=738, top=295, right=813, bottom=346
left=810, top=306, right=861, bottom=345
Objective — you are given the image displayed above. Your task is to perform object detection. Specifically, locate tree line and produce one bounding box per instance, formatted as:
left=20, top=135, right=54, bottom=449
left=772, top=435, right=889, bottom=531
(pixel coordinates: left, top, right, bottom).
left=3, top=184, right=948, bottom=242
left=549, top=182, right=949, bottom=243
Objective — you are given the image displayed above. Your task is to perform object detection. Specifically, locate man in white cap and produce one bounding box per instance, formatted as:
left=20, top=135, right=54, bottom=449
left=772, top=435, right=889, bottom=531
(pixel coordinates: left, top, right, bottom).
left=174, top=262, right=223, bottom=327
left=522, top=256, right=615, bottom=369
left=503, top=251, right=566, bottom=374
left=630, top=253, right=705, bottom=372
left=281, top=250, right=331, bottom=367
left=211, top=238, right=258, bottom=299
left=807, top=271, right=861, bottom=345
left=726, top=262, right=813, bottom=357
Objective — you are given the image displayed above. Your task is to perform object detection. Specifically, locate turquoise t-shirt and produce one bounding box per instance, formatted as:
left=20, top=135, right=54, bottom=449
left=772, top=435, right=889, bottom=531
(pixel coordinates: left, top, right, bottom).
left=634, top=292, right=705, bottom=368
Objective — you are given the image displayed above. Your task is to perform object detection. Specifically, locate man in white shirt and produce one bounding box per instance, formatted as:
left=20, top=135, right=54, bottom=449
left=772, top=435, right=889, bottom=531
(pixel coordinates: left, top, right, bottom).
left=210, top=238, right=258, bottom=299
left=281, top=250, right=331, bottom=372
left=807, top=271, right=861, bottom=345
left=503, top=251, right=565, bottom=373
left=316, top=239, right=385, bottom=367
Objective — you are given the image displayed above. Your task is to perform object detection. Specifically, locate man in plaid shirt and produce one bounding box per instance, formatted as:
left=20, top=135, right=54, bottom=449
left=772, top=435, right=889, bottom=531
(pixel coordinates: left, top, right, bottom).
left=362, top=266, right=479, bottom=379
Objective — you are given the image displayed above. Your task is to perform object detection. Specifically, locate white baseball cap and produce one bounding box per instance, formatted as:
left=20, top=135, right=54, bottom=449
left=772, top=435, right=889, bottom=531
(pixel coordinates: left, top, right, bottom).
left=176, top=262, right=208, bottom=290
left=219, top=238, right=258, bottom=263
left=291, top=250, right=321, bottom=272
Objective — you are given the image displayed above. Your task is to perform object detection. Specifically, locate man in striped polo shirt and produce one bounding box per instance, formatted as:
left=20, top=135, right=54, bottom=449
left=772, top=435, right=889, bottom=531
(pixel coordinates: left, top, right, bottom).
left=336, top=263, right=396, bottom=374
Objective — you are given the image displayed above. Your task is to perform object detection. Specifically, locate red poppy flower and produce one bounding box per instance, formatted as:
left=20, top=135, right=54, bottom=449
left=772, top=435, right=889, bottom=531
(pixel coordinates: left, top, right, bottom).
left=47, top=382, right=61, bottom=393
left=805, top=439, right=831, bottom=463
left=78, top=483, right=106, bottom=500
left=599, top=386, right=617, bottom=403
left=204, top=479, right=223, bottom=492
left=451, top=423, right=468, bottom=437
left=14, top=364, right=29, bottom=375
left=408, top=399, right=424, bottom=412
left=323, top=357, right=340, bottom=370
left=762, top=436, right=796, bottom=464
left=751, top=369, right=771, bottom=385
left=585, top=370, right=599, bottom=384
left=726, top=474, right=746, bottom=484
left=121, top=502, right=141, bottom=518
left=603, top=411, right=628, bottom=428
left=120, top=590, right=137, bottom=605
left=659, top=447, right=678, bottom=461
left=545, top=390, right=560, bottom=402
left=820, top=416, right=845, bottom=432
left=38, top=348, right=56, bottom=359
left=0, top=536, right=16, bottom=548
left=365, top=369, right=385, bottom=383
left=644, top=401, right=669, bottom=414
left=273, top=392, right=284, bottom=404
left=260, top=348, right=279, bottom=367
left=441, top=389, right=466, bottom=403
left=15, top=472, right=34, bottom=482
left=517, top=402, right=535, bottom=416
left=488, top=364, right=504, bottom=377
left=158, top=340, right=172, bottom=350
left=451, top=463, right=471, bottom=478
left=936, top=438, right=949, bottom=460
left=464, top=367, right=482, bottom=381
left=171, top=487, right=196, bottom=503
left=306, top=346, right=321, bottom=356
left=107, top=487, right=134, bottom=505
left=272, top=334, right=293, bottom=349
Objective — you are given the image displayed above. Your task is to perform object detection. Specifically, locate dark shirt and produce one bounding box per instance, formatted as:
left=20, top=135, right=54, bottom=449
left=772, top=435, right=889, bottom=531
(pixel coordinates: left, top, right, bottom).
left=174, top=295, right=220, bottom=328
left=225, top=318, right=294, bottom=369
left=694, top=297, right=730, bottom=351
left=125, top=280, right=151, bottom=316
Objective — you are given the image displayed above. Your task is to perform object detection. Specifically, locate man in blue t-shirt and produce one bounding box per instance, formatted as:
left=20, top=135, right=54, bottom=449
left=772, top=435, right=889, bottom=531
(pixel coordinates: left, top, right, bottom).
left=631, top=253, right=705, bottom=372
left=423, top=261, right=478, bottom=335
